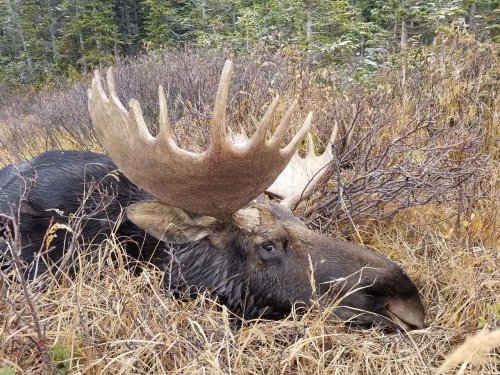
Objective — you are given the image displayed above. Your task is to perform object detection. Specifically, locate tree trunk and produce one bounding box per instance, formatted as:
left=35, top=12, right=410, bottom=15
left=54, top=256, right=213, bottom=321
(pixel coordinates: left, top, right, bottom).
left=401, top=19, right=408, bottom=50
left=43, top=0, right=58, bottom=62
left=201, top=0, right=207, bottom=20
left=305, top=0, right=313, bottom=65
left=6, top=0, right=32, bottom=73
left=306, top=3, right=312, bottom=44
left=49, top=24, right=57, bottom=60
left=20, top=33, right=33, bottom=74
left=400, top=0, right=408, bottom=51
left=79, top=31, right=87, bottom=73
left=469, top=1, right=477, bottom=35
left=74, top=1, right=87, bottom=73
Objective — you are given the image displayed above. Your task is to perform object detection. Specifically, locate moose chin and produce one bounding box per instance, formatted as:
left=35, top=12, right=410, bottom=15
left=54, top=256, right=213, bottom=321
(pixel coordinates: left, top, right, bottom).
left=0, top=60, right=425, bottom=331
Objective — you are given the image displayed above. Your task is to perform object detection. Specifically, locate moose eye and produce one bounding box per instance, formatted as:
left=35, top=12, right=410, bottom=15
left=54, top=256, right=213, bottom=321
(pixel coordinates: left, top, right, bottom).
left=262, top=241, right=276, bottom=252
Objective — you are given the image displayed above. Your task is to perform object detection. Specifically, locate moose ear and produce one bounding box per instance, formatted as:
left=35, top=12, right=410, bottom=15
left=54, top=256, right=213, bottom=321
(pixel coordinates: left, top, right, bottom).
left=126, top=201, right=217, bottom=244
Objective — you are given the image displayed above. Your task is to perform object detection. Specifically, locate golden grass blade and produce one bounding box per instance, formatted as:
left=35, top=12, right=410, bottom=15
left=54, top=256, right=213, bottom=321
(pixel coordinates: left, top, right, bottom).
left=436, top=329, right=500, bottom=374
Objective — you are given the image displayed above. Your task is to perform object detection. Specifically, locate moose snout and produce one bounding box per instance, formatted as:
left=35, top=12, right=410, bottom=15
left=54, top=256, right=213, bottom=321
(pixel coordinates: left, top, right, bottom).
left=385, top=296, right=426, bottom=330
left=310, top=237, right=426, bottom=330
left=318, top=277, right=426, bottom=331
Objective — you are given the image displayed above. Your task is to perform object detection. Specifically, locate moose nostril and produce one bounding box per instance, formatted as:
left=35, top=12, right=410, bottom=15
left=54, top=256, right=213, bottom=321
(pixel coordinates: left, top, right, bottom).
left=386, top=298, right=426, bottom=330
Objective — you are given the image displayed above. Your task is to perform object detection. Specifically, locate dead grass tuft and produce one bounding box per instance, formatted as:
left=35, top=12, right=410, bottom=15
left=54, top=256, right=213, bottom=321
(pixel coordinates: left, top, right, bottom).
left=436, top=329, right=500, bottom=374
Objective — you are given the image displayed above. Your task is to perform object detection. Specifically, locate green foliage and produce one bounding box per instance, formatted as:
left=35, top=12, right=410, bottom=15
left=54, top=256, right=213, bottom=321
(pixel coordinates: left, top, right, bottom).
left=50, top=341, right=83, bottom=373
left=195, top=0, right=382, bottom=66
left=58, top=0, right=121, bottom=73
left=475, top=0, right=500, bottom=42
left=144, top=0, right=197, bottom=47
left=0, top=0, right=498, bottom=89
left=0, top=368, right=15, bottom=375
left=0, top=0, right=59, bottom=86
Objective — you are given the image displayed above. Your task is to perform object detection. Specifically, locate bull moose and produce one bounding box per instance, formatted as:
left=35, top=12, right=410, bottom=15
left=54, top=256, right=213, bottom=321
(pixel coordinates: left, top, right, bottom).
left=0, top=61, right=425, bottom=330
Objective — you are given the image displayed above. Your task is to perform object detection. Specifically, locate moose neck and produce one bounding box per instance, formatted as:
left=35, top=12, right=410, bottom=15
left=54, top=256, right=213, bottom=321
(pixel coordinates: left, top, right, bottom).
left=153, top=236, right=291, bottom=319
left=153, top=238, right=242, bottom=314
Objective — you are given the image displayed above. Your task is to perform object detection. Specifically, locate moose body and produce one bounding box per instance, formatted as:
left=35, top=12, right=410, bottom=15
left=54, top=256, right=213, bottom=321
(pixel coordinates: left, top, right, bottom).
left=0, top=151, right=152, bottom=270
left=0, top=61, right=426, bottom=330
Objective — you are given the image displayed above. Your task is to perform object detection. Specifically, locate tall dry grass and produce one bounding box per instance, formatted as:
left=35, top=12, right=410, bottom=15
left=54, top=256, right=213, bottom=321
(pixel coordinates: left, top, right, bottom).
left=0, top=36, right=499, bottom=374
left=1, top=233, right=498, bottom=374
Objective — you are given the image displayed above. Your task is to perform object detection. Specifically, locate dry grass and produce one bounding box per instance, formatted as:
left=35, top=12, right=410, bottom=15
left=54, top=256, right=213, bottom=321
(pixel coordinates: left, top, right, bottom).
left=1, top=37, right=499, bottom=374
left=0, top=228, right=498, bottom=374
left=437, top=329, right=500, bottom=374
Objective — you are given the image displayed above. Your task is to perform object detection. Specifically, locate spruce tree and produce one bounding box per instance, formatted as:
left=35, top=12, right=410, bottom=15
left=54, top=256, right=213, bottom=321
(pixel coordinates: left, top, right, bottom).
left=144, top=0, right=197, bottom=47
left=58, top=0, right=121, bottom=74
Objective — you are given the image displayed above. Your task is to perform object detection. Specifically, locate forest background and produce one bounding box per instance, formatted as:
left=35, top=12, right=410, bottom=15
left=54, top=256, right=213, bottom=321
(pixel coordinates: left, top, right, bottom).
left=0, top=0, right=498, bottom=90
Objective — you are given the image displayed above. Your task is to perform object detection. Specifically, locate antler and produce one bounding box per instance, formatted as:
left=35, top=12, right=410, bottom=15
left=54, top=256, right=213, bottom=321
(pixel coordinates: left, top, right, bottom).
left=265, top=125, right=339, bottom=209
left=88, top=60, right=313, bottom=219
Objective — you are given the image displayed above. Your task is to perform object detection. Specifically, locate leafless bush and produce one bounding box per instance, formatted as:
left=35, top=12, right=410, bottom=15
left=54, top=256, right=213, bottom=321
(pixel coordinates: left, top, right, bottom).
left=305, top=96, right=491, bottom=232
left=0, top=50, right=308, bottom=163
left=302, top=38, right=498, bottom=234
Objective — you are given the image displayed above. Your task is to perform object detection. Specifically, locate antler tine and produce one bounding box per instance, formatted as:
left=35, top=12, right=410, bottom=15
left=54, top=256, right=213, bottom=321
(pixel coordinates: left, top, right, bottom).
left=89, top=69, right=152, bottom=151
left=105, top=67, right=153, bottom=145
left=157, top=85, right=174, bottom=143
left=329, top=120, right=339, bottom=146
left=210, top=60, right=233, bottom=151
left=106, top=68, right=127, bottom=114
left=89, top=59, right=313, bottom=219
left=129, top=99, right=155, bottom=145
left=251, top=95, right=280, bottom=146
left=269, top=99, right=298, bottom=147
left=282, top=112, right=314, bottom=157
left=267, top=123, right=338, bottom=209
left=312, top=120, right=339, bottom=163
left=89, top=70, right=106, bottom=101
left=157, top=85, right=193, bottom=156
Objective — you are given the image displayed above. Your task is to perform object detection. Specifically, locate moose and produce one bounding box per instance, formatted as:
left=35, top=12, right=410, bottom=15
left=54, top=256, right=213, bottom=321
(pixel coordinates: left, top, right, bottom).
left=0, top=61, right=425, bottom=330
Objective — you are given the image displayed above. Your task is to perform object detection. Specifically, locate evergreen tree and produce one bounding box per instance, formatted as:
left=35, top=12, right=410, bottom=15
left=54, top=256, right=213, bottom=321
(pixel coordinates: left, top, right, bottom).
left=471, top=0, right=500, bottom=41
left=144, top=0, right=197, bottom=47
left=19, top=0, right=63, bottom=82
left=196, top=0, right=380, bottom=65
left=57, top=0, right=121, bottom=74
left=114, top=0, right=146, bottom=55
left=0, top=0, right=34, bottom=85
left=1, top=0, right=499, bottom=89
